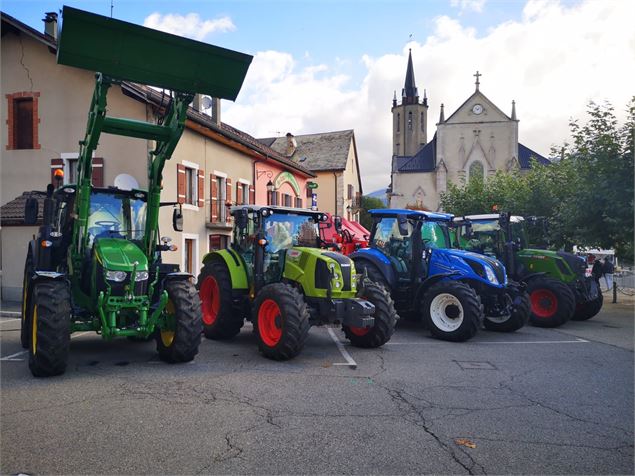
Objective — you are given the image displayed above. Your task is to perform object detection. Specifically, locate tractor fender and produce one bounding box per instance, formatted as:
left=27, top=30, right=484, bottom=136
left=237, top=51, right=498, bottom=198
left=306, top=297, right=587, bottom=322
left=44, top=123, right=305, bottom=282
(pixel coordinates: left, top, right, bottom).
left=519, top=271, right=546, bottom=284
left=201, top=248, right=249, bottom=290
left=414, top=272, right=460, bottom=305
left=33, top=270, right=66, bottom=281
left=350, top=248, right=397, bottom=288
left=27, top=240, right=40, bottom=271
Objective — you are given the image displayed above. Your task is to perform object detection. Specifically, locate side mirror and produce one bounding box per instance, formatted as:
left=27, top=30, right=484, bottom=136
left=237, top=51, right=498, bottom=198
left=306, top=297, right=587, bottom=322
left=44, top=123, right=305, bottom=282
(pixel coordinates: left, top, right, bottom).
left=172, top=206, right=183, bottom=232
left=397, top=215, right=409, bottom=236
left=234, top=208, right=249, bottom=230
left=333, top=216, right=343, bottom=233
left=24, top=197, right=39, bottom=225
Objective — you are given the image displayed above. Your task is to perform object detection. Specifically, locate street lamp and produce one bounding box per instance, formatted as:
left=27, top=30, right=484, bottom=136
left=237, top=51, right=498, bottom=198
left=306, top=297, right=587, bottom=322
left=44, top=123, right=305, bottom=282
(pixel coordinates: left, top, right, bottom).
left=266, top=180, right=274, bottom=192
left=266, top=180, right=275, bottom=205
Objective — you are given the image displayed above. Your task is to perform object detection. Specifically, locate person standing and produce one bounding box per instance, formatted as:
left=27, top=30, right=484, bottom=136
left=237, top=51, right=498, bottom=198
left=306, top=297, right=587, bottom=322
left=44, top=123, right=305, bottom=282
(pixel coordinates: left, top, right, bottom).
left=602, top=257, right=615, bottom=291
left=592, top=257, right=604, bottom=282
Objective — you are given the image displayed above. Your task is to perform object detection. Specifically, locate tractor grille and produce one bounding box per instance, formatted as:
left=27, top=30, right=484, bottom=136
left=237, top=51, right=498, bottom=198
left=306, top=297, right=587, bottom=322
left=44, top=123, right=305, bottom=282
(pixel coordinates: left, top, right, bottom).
left=322, top=252, right=352, bottom=291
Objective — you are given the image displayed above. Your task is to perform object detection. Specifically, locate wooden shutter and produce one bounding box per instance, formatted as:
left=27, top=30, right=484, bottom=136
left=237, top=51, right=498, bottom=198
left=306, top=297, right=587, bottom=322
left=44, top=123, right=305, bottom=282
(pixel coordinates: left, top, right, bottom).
left=197, top=169, right=205, bottom=207
left=210, top=174, right=218, bottom=222
left=295, top=197, right=302, bottom=208
left=236, top=183, right=243, bottom=205
left=348, top=184, right=354, bottom=199
left=50, top=158, right=64, bottom=185
left=249, top=185, right=255, bottom=205
left=177, top=164, right=186, bottom=204
left=225, top=178, right=232, bottom=223
left=92, top=157, right=104, bottom=187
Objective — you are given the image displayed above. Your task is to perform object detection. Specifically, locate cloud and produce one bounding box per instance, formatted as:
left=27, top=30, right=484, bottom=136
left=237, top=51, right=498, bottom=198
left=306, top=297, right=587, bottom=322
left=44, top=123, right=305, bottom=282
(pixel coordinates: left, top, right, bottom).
left=450, top=0, right=487, bottom=14
left=143, top=12, right=235, bottom=41
left=223, top=0, right=635, bottom=193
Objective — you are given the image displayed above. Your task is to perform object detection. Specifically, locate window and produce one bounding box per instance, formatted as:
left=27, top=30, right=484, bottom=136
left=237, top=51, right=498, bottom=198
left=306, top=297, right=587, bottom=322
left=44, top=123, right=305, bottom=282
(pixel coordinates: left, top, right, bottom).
left=421, top=112, right=424, bottom=132
left=236, top=182, right=249, bottom=205
left=397, top=113, right=400, bottom=132
left=408, top=111, right=413, bottom=130
left=347, top=184, right=354, bottom=200
left=185, top=167, right=197, bottom=205
left=210, top=173, right=228, bottom=223
left=282, top=193, right=292, bottom=207
left=469, top=161, right=484, bottom=182
left=7, top=92, right=40, bottom=150
left=216, top=176, right=225, bottom=220
left=184, top=238, right=195, bottom=274
left=178, top=162, right=203, bottom=208
left=209, top=234, right=229, bottom=251
left=295, top=197, right=303, bottom=208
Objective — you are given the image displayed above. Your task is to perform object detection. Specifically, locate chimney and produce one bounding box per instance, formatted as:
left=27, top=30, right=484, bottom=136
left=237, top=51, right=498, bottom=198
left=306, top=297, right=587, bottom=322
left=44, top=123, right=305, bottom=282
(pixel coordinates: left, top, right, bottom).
left=192, top=94, right=203, bottom=112
left=43, top=12, right=58, bottom=40
left=285, top=132, right=297, bottom=157
left=210, top=97, right=221, bottom=125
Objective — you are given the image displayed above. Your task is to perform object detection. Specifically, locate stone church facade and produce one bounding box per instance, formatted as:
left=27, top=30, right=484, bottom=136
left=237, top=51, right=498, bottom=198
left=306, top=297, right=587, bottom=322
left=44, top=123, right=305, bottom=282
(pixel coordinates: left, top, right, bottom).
left=388, top=51, right=549, bottom=211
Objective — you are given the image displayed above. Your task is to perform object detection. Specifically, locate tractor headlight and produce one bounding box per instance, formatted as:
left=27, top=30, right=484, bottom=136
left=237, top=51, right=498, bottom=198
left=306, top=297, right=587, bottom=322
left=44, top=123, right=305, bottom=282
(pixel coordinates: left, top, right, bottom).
left=135, top=271, right=149, bottom=281
left=485, top=265, right=499, bottom=285
left=105, top=270, right=127, bottom=282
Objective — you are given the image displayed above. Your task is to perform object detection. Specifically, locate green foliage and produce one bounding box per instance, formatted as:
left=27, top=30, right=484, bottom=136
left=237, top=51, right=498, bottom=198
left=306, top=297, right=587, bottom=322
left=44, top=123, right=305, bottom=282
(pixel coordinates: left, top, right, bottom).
left=440, top=97, right=634, bottom=262
left=359, top=195, right=386, bottom=230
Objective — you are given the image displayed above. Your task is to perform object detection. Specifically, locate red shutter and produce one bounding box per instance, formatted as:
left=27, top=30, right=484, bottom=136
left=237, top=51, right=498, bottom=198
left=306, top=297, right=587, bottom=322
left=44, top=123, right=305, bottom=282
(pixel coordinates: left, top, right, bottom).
left=177, top=164, right=186, bottom=204
left=275, top=192, right=280, bottom=206
left=236, top=183, right=243, bottom=205
left=210, top=174, right=218, bottom=222
left=296, top=197, right=303, bottom=208
left=197, top=169, right=205, bottom=207
left=249, top=186, right=255, bottom=205
left=92, top=157, right=104, bottom=187
left=51, top=158, right=64, bottom=185
left=306, top=186, right=313, bottom=198
left=225, top=178, right=232, bottom=223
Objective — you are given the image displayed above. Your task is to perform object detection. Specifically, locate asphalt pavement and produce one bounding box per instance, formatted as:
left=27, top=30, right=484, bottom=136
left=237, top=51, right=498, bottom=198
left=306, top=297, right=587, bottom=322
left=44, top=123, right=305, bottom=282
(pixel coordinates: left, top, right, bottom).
left=1, top=300, right=633, bottom=475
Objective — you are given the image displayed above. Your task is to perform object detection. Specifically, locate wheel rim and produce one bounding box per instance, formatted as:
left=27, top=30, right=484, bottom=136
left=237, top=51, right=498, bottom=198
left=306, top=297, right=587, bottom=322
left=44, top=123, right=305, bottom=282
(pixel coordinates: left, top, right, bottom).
left=160, top=299, right=176, bottom=347
left=429, top=293, right=464, bottom=332
left=258, top=299, right=283, bottom=347
left=530, top=289, right=557, bottom=318
left=199, top=276, right=220, bottom=326
left=31, top=304, right=38, bottom=355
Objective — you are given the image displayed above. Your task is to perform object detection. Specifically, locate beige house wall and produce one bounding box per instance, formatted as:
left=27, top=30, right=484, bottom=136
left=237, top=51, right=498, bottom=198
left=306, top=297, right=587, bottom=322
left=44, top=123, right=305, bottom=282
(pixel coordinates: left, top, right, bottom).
left=0, top=227, right=38, bottom=301
left=390, top=172, right=437, bottom=210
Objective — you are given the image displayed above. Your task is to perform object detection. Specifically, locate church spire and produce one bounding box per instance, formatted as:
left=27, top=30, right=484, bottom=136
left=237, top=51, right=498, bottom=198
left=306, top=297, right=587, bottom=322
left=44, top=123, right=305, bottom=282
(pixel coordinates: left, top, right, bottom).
left=402, top=49, right=418, bottom=102
left=439, top=103, right=445, bottom=123
left=511, top=100, right=517, bottom=120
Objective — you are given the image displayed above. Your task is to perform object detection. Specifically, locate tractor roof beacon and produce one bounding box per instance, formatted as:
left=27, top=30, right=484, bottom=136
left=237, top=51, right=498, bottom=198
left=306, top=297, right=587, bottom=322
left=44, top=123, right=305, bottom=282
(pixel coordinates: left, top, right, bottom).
left=20, top=6, right=253, bottom=377
left=454, top=213, right=602, bottom=327
left=350, top=209, right=530, bottom=342
left=197, top=205, right=398, bottom=360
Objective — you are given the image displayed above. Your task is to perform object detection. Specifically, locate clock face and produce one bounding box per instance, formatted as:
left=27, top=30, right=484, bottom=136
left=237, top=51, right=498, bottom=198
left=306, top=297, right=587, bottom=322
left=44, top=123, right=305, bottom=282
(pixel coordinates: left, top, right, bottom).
left=472, top=104, right=483, bottom=115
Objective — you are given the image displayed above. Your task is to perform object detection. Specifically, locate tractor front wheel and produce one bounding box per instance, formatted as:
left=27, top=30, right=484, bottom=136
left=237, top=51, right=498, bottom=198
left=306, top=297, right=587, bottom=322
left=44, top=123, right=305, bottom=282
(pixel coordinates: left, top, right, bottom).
left=20, top=253, right=34, bottom=349
left=253, top=283, right=310, bottom=360
left=28, top=280, right=71, bottom=377
left=344, top=279, right=398, bottom=348
left=197, top=260, right=244, bottom=340
left=483, top=290, right=530, bottom=333
left=526, top=278, right=575, bottom=327
left=156, top=280, right=202, bottom=363
left=421, top=281, right=482, bottom=342
left=572, top=290, right=603, bottom=321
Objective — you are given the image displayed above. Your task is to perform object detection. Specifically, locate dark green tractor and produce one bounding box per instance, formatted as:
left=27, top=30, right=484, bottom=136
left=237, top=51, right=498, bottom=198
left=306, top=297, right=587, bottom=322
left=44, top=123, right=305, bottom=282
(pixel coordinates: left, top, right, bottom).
left=197, top=206, right=398, bottom=360
left=454, top=213, right=602, bottom=327
left=20, top=6, right=252, bottom=376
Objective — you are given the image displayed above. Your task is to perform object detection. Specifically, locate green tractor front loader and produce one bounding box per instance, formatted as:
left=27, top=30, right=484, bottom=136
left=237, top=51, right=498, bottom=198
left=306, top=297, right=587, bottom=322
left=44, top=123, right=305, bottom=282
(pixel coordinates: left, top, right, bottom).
left=20, top=6, right=252, bottom=376
left=197, top=206, right=398, bottom=360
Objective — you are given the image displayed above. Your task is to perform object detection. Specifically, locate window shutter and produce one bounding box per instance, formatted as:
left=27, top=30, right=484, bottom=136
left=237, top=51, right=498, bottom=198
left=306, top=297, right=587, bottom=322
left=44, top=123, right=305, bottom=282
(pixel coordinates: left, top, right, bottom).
left=306, top=186, right=313, bottom=198
left=210, top=174, right=218, bottom=222
left=177, top=164, right=186, bottom=204
left=236, top=183, right=243, bottom=205
left=92, top=157, right=104, bottom=187
left=197, top=169, right=205, bottom=207
left=249, top=186, right=255, bottom=205
left=275, top=192, right=280, bottom=207
left=225, top=178, right=232, bottom=223
left=348, top=184, right=354, bottom=199
left=295, top=197, right=302, bottom=208
left=50, top=158, right=64, bottom=185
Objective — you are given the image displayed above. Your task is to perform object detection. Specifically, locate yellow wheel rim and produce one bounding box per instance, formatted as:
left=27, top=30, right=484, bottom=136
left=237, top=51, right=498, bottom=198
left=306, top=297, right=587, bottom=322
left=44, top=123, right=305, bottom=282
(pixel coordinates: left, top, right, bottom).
left=160, top=299, right=176, bottom=347
left=31, top=304, right=38, bottom=355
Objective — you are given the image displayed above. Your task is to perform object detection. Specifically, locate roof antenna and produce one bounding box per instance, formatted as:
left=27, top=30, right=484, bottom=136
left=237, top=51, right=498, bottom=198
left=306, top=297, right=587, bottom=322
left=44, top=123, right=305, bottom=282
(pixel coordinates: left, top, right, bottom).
left=110, top=0, right=114, bottom=18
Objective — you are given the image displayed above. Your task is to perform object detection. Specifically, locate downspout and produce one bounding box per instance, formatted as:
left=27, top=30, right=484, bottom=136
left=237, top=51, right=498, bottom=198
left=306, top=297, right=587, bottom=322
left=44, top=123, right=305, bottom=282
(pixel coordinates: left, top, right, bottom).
left=333, top=171, right=338, bottom=216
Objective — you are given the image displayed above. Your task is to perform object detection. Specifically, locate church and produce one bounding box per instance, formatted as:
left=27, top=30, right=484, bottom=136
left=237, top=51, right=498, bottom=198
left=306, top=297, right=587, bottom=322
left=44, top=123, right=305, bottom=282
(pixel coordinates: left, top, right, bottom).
left=387, top=50, right=550, bottom=211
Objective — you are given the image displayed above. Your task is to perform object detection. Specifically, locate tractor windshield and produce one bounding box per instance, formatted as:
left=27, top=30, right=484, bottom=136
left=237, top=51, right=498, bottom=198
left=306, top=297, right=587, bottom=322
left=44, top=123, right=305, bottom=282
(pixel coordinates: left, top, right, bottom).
left=421, top=221, right=451, bottom=249
left=458, top=219, right=500, bottom=256
left=263, top=212, right=320, bottom=253
left=87, top=191, right=147, bottom=246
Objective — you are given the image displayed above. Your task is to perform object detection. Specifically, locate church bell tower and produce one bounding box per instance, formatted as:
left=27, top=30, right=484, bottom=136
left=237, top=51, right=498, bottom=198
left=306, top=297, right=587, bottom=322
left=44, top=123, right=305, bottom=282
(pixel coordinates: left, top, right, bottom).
left=392, top=49, right=428, bottom=156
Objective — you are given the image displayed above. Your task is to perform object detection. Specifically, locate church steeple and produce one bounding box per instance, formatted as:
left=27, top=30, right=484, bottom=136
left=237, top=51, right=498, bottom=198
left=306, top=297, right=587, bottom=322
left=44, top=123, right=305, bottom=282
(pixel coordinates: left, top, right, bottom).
left=402, top=49, right=418, bottom=104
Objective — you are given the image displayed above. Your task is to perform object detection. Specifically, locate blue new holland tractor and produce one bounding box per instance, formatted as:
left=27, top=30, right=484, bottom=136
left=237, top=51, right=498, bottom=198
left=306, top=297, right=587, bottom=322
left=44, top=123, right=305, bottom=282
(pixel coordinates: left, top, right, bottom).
left=350, top=209, right=530, bottom=341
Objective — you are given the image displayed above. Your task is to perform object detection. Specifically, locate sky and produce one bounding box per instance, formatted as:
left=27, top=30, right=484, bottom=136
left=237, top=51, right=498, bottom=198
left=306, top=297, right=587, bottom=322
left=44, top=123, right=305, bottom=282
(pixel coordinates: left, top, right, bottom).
left=4, top=0, right=634, bottom=193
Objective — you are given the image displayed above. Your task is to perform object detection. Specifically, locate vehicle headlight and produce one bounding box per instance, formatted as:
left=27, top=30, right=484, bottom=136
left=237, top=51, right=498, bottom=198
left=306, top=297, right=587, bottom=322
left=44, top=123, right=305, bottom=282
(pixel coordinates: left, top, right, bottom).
left=105, top=270, right=127, bottom=282
left=485, top=265, right=499, bottom=285
left=135, top=271, right=149, bottom=281
left=333, top=273, right=340, bottom=280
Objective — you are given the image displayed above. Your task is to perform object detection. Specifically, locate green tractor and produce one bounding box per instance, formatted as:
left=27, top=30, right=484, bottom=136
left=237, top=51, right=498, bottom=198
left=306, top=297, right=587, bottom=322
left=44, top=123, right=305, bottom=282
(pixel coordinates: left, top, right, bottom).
left=197, top=206, right=398, bottom=360
left=20, top=7, right=252, bottom=376
left=454, top=213, right=602, bottom=327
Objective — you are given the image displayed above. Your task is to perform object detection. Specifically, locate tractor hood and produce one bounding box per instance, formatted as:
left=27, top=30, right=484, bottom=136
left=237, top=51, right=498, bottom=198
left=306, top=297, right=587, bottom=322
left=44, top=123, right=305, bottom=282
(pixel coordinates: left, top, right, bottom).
left=431, top=248, right=507, bottom=287
left=94, top=238, right=148, bottom=272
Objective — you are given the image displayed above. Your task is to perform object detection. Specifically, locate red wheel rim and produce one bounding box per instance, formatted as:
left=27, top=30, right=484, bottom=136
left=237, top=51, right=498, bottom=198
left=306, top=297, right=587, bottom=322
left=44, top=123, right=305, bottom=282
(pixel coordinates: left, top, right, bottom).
left=348, top=326, right=371, bottom=337
left=530, top=289, right=558, bottom=318
left=258, top=299, right=283, bottom=347
left=200, top=276, right=220, bottom=326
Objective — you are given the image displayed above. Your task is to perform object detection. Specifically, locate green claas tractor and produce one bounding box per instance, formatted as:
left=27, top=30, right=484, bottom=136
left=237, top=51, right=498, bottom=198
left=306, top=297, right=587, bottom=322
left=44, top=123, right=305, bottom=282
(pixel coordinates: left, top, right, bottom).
left=454, top=213, right=602, bottom=327
left=197, top=206, right=398, bottom=360
left=20, top=6, right=252, bottom=376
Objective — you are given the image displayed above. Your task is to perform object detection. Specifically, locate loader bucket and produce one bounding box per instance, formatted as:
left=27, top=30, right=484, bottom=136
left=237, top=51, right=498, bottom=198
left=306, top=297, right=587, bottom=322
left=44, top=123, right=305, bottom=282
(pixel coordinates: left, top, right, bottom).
left=56, top=6, right=252, bottom=100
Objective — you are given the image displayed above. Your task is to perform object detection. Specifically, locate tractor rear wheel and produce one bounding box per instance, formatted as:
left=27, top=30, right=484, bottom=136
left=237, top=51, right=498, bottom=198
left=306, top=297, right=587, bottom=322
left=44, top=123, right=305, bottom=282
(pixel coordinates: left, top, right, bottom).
left=198, top=260, right=244, bottom=340
left=253, top=283, right=310, bottom=360
left=353, top=260, right=390, bottom=291
left=28, top=280, right=71, bottom=377
left=156, top=280, right=202, bottom=363
left=572, top=290, right=603, bottom=321
left=526, top=277, right=575, bottom=327
left=344, top=279, right=398, bottom=348
left=421, top=281, right=482, bottom=342
left=483, top=290, right=530, bottom=333
left=20, top=253, right=34, bottom=349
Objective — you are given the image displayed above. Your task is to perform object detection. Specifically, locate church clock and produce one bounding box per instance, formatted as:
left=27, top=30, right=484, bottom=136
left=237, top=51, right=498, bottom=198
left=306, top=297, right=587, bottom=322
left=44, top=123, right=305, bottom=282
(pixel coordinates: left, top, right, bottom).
left=472, top=104, right=483, bottom=115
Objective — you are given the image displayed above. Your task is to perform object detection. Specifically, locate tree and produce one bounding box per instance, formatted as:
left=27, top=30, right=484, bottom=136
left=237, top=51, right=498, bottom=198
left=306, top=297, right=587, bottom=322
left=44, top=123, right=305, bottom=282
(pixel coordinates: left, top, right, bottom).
left=359, top=195, right=386, bottom=230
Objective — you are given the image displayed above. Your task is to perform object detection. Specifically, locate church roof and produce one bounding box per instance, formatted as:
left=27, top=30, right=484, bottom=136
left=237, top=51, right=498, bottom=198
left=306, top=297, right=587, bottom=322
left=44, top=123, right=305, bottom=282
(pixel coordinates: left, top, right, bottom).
left=518, top=143, right=550, bottom=167
left=393, top=135, right=437, bottom=173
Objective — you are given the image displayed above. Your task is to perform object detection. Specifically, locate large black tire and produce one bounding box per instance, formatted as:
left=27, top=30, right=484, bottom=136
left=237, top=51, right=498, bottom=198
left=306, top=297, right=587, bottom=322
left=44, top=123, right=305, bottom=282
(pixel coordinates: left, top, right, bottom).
left=20, top=253, right=34, bottom=349
left=156, top=280, right=202, bottom=363
left=421, top=280, right=482, bottom=342
left=526, top=277, right=575, bottom=328
left=483, top=290, right=530, bottom=333
left=197, top=260, right=244, bottom=340
left=343, top=279, right=398, bottom=348
left=353, top=260, right=391, bottom=291
left=572, top=290, right=603, bottom=321
left=253, top=283, right=310, bottom=360
left=28, top=280, right=71, bottom=377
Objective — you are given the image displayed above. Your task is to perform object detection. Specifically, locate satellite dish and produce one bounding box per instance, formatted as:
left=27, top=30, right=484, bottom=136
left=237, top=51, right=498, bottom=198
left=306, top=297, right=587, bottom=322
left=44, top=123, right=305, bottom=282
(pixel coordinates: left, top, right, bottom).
left=114, top=173, right=139, bottom=191
left=201, top=96, right=213, bottom=110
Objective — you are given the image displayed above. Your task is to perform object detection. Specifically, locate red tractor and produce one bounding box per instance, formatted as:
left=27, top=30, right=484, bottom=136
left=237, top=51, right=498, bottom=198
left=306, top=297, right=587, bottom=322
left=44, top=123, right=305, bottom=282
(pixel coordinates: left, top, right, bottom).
left=319, top=213, right=369, bottom=256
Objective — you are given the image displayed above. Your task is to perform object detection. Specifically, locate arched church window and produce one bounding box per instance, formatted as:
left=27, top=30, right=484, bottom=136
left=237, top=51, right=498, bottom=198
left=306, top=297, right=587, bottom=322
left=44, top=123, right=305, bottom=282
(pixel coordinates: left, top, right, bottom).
left=469, top=161, right=484, bottom=181
left=420, top=112, right=424, bottom=132
left=408, top=112, right=413, bottom=130
left=397, top=113, right=400, bottom=132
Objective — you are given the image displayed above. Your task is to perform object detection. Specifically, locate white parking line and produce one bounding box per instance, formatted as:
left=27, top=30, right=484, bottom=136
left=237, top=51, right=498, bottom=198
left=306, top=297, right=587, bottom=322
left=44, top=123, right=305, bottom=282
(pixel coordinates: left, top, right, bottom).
left=0, top=318, right=22, bottom=323
left=386, top=338, right=589, bottom=345
left=326, top=327, right=357, bottom=369
left=0, top=332, right=90, bottom=361
left=0, top=311, right=21, bottom=317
